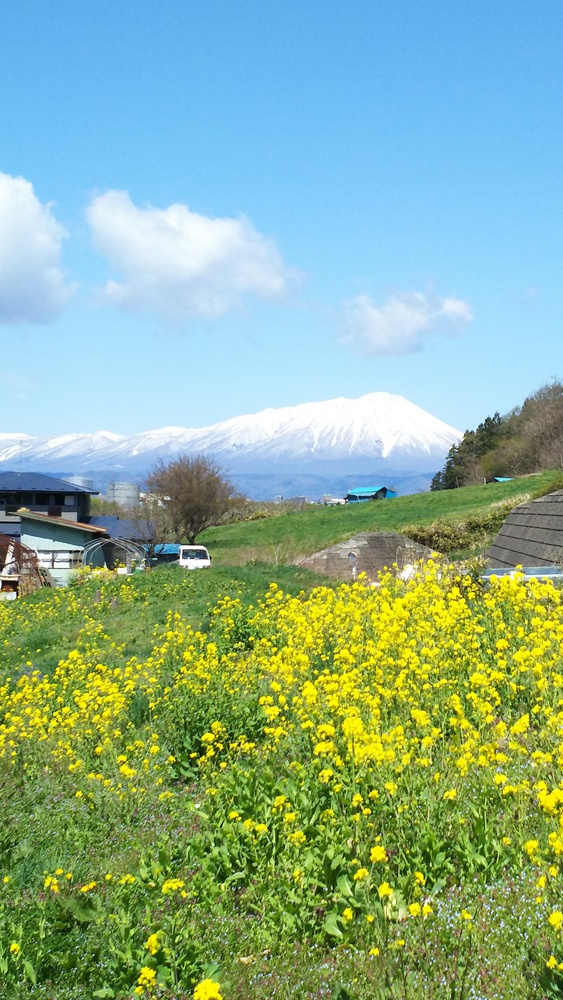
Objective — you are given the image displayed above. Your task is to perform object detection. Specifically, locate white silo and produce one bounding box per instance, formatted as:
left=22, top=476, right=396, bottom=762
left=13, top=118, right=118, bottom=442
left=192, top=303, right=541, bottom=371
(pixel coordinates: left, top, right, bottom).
left=64, top=476, right=95, bottom=491
left=107, top=482, right=140, bottom=508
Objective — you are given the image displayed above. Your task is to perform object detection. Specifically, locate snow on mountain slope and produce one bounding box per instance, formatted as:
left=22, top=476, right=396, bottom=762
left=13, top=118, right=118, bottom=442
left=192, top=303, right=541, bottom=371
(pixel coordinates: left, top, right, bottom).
left=185, top=393, right=459, bottom=461
left=0, top=393, right=461, bottom=481
left=0, top=431, right=124, bottom=466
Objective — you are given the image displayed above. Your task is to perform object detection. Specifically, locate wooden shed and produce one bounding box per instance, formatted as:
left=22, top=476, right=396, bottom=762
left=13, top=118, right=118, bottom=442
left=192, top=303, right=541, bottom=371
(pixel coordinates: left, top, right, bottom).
left=487, top=489, right=563, bottom=568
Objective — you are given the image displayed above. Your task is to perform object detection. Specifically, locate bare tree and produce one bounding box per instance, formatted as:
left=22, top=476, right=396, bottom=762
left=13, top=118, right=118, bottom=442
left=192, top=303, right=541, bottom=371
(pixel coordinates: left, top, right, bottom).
left=146, top=454, right=243, bottom=543
left=121, top=496, right=174, bottom=559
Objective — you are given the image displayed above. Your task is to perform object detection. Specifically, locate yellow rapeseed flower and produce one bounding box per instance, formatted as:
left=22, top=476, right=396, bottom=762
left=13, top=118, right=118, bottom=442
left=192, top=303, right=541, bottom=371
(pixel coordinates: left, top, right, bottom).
left=378, top=882, right=393, bottom=899
left=193, top=979, right=223, bottom=1000
left=370, top=845, right=388, bottom=863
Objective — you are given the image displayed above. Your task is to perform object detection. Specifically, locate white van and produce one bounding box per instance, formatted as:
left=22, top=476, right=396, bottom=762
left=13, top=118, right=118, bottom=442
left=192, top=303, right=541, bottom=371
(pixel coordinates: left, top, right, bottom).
left=178, top=545, right=211, bottom=569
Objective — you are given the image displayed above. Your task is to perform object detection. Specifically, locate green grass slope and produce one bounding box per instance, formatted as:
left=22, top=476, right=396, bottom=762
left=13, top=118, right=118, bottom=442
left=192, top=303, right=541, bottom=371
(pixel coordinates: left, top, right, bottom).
left=202, top=470, right=561, bottom=565
left=0, top=563, right=329, bottom=680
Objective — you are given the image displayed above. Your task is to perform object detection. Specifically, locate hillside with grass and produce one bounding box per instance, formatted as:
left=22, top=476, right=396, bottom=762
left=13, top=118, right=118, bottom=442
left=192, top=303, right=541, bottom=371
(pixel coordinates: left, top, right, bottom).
left=432, top=380, right=563, bottom=490
left=202, top=469, right=563, bottom=565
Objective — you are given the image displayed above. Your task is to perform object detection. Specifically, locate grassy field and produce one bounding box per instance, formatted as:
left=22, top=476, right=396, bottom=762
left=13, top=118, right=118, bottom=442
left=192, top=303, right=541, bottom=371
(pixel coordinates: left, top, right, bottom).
left=0, top=563, right=327, bottom=680
left=201, top=470, right=561, bottom=565
left=3, top=475, right=563, bottom=998
left=2, top=559, right=563, bottom=998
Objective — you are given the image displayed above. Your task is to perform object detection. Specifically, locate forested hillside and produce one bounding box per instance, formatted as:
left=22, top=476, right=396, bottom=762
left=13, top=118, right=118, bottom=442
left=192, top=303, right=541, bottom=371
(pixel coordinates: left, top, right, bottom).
left=432, top=380, right=563, bottom=489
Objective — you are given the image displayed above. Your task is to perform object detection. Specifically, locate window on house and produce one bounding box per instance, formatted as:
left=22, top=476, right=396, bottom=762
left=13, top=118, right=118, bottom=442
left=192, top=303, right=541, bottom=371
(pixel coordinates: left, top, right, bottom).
left=35, top=550, right=83, bottom=569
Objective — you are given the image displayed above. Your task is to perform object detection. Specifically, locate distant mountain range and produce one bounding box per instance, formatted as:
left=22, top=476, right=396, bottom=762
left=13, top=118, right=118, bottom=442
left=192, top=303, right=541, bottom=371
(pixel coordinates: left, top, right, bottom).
left=0, top=392, right=461, bottom=500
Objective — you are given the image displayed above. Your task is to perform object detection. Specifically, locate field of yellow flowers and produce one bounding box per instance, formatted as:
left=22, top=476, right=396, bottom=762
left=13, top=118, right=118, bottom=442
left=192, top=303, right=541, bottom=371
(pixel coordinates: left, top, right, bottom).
left=1, top=562, right=563, bottom=998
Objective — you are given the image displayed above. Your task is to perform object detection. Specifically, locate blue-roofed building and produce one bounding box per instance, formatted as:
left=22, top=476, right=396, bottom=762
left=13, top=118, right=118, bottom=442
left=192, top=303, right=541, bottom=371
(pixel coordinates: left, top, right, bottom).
left=0, top=471, right=98, bottom=538
left=344, top=486, right=397, bottom=502
left=149, top=543, right=181, bottom=565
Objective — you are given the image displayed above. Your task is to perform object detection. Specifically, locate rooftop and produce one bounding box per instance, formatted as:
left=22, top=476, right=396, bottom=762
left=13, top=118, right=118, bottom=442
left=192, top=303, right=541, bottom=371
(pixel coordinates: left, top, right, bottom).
left=18, top=511, right=108, bottom=534
left=346, top=486, right=396, bottom=495
left=0, top=472, right=98, bottom=494
left=487, top=489, right=563, bottom=568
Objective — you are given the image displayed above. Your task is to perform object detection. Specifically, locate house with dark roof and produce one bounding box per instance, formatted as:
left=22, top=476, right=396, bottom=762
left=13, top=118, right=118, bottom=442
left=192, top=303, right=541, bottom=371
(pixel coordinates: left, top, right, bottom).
left=0, top=472, right=98, bottom=538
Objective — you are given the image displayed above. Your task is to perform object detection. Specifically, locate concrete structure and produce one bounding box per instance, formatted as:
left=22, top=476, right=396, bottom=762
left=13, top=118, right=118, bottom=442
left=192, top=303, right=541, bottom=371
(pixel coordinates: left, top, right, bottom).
left=296, top=531, right=435, bottom=582
left=19, top=511, right=108, bottom=586
left=487, top=489, right=563, bottom=568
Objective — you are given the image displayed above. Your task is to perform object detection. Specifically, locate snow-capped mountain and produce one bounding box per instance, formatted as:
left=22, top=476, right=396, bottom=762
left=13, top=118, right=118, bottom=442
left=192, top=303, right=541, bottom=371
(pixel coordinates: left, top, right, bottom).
left=0, top=392, right=461, bottom=498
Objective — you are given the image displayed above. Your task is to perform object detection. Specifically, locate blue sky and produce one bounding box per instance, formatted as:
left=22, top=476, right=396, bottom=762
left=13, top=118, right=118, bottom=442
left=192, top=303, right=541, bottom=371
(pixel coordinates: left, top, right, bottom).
left=1, top=0, right=563, bottom=437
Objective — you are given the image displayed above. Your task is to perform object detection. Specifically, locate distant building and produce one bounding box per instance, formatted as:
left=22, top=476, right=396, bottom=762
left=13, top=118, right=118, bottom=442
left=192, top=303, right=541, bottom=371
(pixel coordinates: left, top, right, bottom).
left=64, top=475, right=95, bottom=491
left=344, top=486, right=397, bottom=502
left=106, top=482, right=140, bottom=508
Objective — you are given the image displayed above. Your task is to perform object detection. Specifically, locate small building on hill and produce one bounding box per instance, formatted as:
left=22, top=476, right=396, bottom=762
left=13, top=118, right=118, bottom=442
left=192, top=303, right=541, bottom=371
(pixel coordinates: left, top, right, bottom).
left=345, top=486, right=397, bottom=502
left=487, top=489, right=563, bottom=568
left=296, top=531, right=434, bottom=581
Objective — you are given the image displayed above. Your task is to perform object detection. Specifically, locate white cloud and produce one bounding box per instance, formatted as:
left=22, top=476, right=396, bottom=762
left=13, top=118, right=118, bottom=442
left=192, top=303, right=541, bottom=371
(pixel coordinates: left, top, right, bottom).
left=87, top=190, right=291, bottom=322
left=0, top=173, right=73, bottom=323
left=342, top=290, right=473, bottom=355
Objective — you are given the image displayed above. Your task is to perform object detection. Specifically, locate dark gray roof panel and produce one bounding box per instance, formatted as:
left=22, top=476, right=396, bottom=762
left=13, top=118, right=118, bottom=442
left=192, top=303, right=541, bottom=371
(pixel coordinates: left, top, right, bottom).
left=0, top=523, right=21, bottom=539
left=496, top=524, right=563, bottom=545
left=0, top=472, right=98, bottom=494
left=487, top=490, right=563, bottom=567
left=533, top=490, right=563, bottom=503
left=88, top=516, right=155, bottom=542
